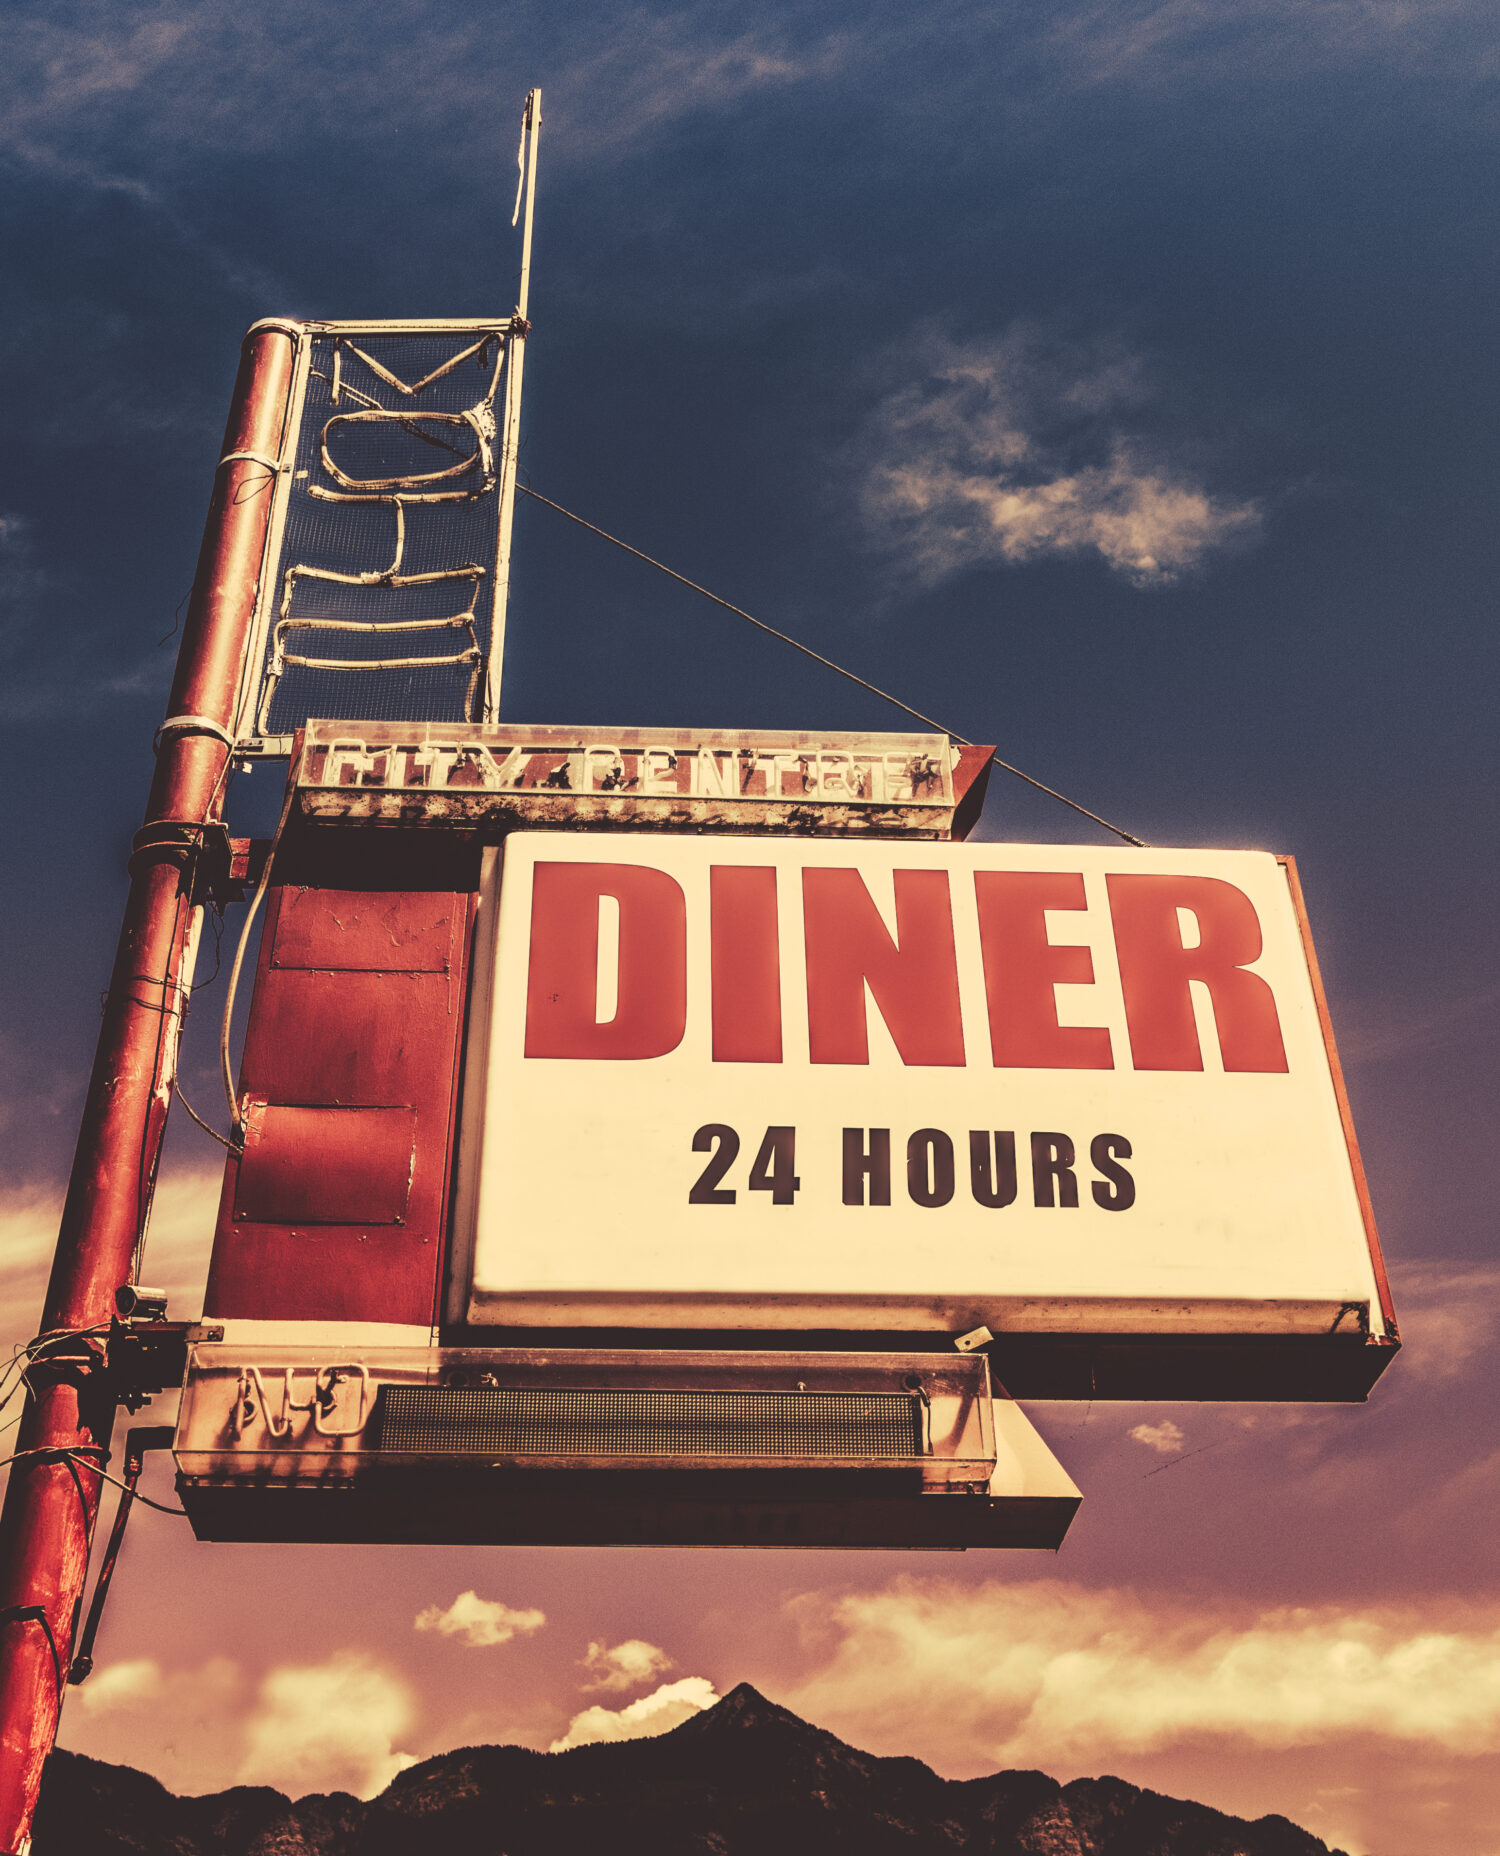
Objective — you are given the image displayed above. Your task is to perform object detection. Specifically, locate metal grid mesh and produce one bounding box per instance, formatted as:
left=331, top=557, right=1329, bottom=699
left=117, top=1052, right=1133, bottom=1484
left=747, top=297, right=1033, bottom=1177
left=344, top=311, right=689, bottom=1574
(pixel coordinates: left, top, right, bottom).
left=244, top=329, right=512, bottom=746
left=375, top=1385, right=923, bottom=1459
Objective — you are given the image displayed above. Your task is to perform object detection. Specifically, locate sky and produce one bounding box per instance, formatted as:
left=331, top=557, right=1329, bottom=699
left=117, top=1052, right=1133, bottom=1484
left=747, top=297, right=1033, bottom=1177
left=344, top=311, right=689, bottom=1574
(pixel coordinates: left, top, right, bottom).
left=1, top=2, right=1498, bottom=1852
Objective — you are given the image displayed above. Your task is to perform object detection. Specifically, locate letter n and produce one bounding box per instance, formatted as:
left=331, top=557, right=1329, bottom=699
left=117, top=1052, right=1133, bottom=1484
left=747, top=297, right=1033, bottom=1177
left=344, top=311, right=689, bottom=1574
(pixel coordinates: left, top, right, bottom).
left=803, top=868, right=965, bottom=1065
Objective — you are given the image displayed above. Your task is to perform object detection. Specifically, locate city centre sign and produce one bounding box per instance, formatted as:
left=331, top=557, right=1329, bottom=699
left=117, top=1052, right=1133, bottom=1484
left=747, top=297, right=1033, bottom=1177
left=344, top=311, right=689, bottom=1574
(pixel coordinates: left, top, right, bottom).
left=296, top=720, right=994, bottom=837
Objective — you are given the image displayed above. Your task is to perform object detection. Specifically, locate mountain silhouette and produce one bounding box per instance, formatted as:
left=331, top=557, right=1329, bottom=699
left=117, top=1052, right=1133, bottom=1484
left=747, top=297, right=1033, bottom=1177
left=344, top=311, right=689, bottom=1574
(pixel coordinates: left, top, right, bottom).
left=35, top=1682, right=1348, bottom=1855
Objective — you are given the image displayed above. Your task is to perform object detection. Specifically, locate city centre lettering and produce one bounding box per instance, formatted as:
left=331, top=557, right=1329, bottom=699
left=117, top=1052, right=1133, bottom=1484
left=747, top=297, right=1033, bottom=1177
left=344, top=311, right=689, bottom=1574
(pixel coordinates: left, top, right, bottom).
left=522, top=862, right=1290, bottom=1072
left=309, top=734, right=950, bottom=805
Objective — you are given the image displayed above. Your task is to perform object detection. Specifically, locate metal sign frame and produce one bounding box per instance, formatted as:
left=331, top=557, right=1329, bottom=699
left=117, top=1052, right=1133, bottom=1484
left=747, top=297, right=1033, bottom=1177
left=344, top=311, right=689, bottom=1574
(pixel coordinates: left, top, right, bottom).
left=229, top=316, right=531, bottom=758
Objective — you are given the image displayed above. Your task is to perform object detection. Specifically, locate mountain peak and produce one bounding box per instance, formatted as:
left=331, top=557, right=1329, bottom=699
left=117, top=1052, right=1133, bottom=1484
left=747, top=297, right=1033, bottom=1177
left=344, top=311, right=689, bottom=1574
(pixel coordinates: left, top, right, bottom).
left=36, top=1698, right=1350, bottom=1856
left=698, top=1681, right=802, bottom=1726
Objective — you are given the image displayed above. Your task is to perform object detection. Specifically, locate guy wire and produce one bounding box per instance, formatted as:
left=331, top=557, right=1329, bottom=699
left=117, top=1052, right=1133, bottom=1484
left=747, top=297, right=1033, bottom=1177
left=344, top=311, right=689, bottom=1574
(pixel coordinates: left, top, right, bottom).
left=517, top=483, right=1145, bottom=847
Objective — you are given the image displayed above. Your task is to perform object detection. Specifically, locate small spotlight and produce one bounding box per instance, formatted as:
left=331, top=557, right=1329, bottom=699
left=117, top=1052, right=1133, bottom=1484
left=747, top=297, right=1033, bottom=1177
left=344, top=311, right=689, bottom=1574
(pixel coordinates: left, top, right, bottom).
left=114, top=1285, right=169, bottom=1321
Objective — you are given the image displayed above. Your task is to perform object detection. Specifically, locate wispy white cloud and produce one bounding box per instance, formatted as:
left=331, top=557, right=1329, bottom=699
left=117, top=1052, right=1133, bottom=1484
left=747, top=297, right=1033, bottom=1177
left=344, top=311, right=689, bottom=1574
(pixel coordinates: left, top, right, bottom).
left=68, top=1650, right=416, bottom=1799
left=5, top=0, right=1490, bottom=185
left=1384, top=1261, right=1500, bottom=1386
left=1044, top=0, right=1500, bottom=95
left=545, top=17, right=850, bottom=163
left=856, top=329, right=1261, bottom=588
left=1336, top=983, right=1500, bottom=1064
left=74, top=1653, right=240, bottom=1721
left=1129, top=1419, right=1186, bottom=1454
left=241, top=1651, right=417, bottom=1798
left=580, top=1637, right=675, bottom=1692
left=0, top=1166, right=218, bottom=1505
left=0, top=3, right=847, bottom=186
left=414, top=1590, right=546, bottom=1649
left=549, top=1675, right=719, bottom=1751
left=0, top=1166, right=218, bottom=1351
left=786, top=1579, right=1500, bottom=1769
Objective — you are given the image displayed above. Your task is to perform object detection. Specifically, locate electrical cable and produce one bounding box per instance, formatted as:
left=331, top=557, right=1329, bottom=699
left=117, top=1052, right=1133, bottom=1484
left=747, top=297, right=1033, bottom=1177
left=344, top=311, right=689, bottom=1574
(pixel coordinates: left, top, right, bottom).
left=131, top=740, right=239, bottom=1283
left=76, top=1458, right=188, bottom=1518
left=516, top=483, right=1146, bottom=847
left=190, top=902, right=227, bottom=998
left=136, top=878, right=191, bottom=1266
left=0, top=1329, right=112, bottom=1460
left=0, top=1447, right=186, bottom=1517
left=0, top=1328, right=111, bottom=1415
left=1142, top=1439, right=1227, bottom=1479
left=0, top=1446, right=103, bottom=1474
left=173, top=1079, right=240, bottom=1154
left=219, top=746, right=305, bottom=1138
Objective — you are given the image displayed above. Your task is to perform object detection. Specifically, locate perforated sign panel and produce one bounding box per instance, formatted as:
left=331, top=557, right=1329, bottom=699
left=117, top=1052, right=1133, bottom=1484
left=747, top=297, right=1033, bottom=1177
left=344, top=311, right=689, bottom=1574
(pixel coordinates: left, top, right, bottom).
left=462, top=833, right=1391, bottom=1345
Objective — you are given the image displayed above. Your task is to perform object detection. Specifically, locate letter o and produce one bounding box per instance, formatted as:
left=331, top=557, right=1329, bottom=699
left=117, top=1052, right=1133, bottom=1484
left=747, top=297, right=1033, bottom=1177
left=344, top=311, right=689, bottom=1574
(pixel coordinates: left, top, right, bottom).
left=907, top=1129, right=955, bottom=1208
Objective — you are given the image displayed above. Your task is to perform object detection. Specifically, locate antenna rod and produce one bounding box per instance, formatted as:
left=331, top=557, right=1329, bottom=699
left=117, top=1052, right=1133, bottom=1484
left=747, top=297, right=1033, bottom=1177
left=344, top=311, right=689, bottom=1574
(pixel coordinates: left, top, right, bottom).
left=516, top=87, right=541, bottom=322
left=487, top=87, right=541, bottom=719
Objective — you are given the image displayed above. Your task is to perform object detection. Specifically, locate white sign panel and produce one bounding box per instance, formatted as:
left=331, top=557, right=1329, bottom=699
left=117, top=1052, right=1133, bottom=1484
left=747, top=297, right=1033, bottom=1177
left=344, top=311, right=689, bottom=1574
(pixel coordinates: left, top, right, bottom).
left=463, top=833, right=1390, bottom=1342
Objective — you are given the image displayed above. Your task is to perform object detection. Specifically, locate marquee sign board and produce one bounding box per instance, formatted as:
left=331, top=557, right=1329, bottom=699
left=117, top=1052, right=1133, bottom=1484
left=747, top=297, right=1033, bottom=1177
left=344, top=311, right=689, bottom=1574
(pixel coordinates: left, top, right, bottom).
left=457, top=832, right=1395, bottom=1392
left=172, top=1344, right=1081, bottom=1548
left=295, top=720, right=993, bottom=837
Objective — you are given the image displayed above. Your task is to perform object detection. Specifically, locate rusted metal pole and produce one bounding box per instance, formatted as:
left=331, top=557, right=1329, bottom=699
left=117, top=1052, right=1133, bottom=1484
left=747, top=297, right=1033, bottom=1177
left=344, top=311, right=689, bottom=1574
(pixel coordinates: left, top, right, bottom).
left=0, top=323, right=296, bottom=1855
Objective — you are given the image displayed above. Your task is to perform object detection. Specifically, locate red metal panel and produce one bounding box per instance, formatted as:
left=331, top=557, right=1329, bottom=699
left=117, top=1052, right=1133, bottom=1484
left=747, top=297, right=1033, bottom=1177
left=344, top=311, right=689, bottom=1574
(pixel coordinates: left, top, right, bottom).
left=951, top=744, right=995, bottom=839
left=234, top=1104, right=417, bottom=1225
left=271, top=887, right=457, bottom=972
left=205, top=832, right=478, bottom=1327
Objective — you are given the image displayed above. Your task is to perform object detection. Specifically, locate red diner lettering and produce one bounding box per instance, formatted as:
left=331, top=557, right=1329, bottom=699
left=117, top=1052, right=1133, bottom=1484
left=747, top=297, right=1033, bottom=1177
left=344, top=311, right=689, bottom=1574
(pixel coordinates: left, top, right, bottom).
left=711, top=866, right=782, bottom=1062
left=1107, top=873, right=1288, bottom=1073
left=974, top=871, right=1112, bottom=1069
left=524, top=863, right=687, bottom=1059
left=803, top=868, right=965, bottom=1066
